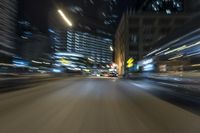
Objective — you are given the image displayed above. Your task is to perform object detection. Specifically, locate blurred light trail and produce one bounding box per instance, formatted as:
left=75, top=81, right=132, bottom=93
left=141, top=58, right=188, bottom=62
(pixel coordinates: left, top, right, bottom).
left=58, top=9, right=72, bottom=27
left=146, top=48, right=161, bottom=57
left=168, top=55, right=183, bottom=60
left=164, top=45, right=187, bottom=55
left=155, top=48, right=170, bottom=55
left=191, top=64, right=200, bottom=67
left=32, top=60, right=42, bottom=64
left=52, top=69, right=62, bottom=73
left=186, top=52, right=200, bottom=57
left=55, top=52, right=84, bottom=58
left=164, top=41, right=200, bottom=56
left=88, top=58, right=94, bottom=62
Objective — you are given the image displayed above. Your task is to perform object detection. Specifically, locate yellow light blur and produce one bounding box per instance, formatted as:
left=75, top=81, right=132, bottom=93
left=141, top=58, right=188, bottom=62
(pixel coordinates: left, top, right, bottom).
left=58, top=9, right=72, bottom=27
left=127, top=63, right=134, bottom=68
left=191, top=64, right=200, bottom=67
left=127, top=58, right=134, bottom=64
left=83, top=69, right=90, bottom=72
left=126, top=58, right=134, bottom=68
left=60, top=58, right=70, bottom=65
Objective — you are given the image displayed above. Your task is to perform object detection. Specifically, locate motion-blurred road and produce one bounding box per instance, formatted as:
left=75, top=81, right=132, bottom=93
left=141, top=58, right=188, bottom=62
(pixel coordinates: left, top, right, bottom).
left=0, top=77, right=200, bottom=133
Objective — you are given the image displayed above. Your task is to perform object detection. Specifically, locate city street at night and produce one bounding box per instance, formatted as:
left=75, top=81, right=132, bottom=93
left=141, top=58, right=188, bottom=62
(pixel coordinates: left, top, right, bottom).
left=0, top=77, right=200, bottom=133
left=1, top=0, right=200, bottom=133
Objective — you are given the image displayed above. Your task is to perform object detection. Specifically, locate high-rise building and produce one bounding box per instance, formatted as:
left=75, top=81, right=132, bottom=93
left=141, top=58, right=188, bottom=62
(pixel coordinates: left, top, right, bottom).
left=49, top=28, right=113, bottom=64
left=67, top=30, right=113, bottom=64
left=0, top=0, right=17, bottom=63
left=49, top=29, right=67, bottom=53
left=115, top=11, right=190, bottom=75
left=48, top=8, right=113, bottom=65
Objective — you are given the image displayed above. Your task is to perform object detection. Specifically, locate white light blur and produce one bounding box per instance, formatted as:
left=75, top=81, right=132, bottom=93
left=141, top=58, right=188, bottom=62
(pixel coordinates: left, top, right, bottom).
left=186, top=52, right=200, bottom=57
left=146, top=48, right=161, bottom=56
left=191, top=64, right=200, bottom=67
left=70, top=57, right=79, bottom=60
left=58, top=9, right=73, bottom=27
left=168, top=55, right=183, bottom=60
left=164, top=41, right=200, bottom=55
left=67, top=67, right=81, bottom=71
left=74, top=67, right=81, bottom=71
left=79, top=65, right=87, bottom=69
left=166, top=9, right=172, bottom=14
left=155, top=48, right=170, bottom=55
left=88, top=58, right=94, bottom=62
left=143, top=64, right=154, bottom=71
left=13, top=61, right=28, bottom=67
left=55, top=52, right=84, bottom=58
left=54, top=63, right=61, bottom=67
left=186, top=41, right=200, bottom=49
left=142, top=58, right=153, bottom=65
left=65, top=64, right=77, bottom=67
left=43, top=62, right=50, bottom=65
left=110, top=46, right=113, bottom=51
left=164, top=45, right=187, bottom=55
left=109, top=68, right=117, bottom=72
left=0, top=63, right=14, bottom=67
left=32, top=60, right=42, bottom=64
left=52, top=69, right=62, bottom=73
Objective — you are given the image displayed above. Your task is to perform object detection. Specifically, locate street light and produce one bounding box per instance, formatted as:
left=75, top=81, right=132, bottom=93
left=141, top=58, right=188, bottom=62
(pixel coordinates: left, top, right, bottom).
left=57, top=9, right=72, bottom=27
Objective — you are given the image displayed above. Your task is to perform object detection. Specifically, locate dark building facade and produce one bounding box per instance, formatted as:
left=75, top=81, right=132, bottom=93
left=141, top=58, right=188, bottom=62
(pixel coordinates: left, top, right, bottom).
left=17, top=20, right=51, bottom=61
left=49, top=28, right=113, bottom=64
left=142, top=15, right=200, bottom=73
left=0, top=0, right=18, bottom=63
left=115, top=11, right=190, bottom=75
left=185, top=0, right=200, bottom=13
left=66, top=30, right=113, bottom=64
left=49, top=9, right=113, bottom=64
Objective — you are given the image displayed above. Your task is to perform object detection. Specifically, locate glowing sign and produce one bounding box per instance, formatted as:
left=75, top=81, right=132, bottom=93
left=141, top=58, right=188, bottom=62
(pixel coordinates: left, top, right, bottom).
left=127, top=58, right=134, bottom=64
left=127, top=63, right=134, bottom=68
left=127, top=58, right=135, bottom=68
left=142, top=58, right=153, bottom=65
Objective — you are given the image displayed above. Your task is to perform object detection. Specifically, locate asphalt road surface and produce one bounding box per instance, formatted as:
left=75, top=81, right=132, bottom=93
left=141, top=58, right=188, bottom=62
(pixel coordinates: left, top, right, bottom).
left=0, top=77, right=200, bottom=133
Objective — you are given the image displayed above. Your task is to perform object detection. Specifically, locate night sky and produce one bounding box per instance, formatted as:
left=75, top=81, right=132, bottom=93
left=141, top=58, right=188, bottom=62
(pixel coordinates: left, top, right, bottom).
left=18, top=0, right=144, bottom=34
left=18, top=0, right=51, bottom=33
